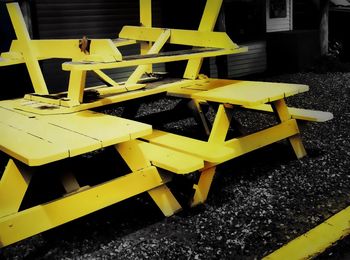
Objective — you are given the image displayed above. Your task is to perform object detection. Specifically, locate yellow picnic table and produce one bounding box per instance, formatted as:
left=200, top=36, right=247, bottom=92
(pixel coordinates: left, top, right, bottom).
left=143, top=81, right=310, bottom=205
left=0, top=99, right=206, bottom=247
left=0, top=0, right=334, bottom=252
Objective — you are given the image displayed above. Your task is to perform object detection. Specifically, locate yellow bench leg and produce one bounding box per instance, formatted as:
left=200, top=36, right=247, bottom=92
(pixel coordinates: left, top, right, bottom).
left=272, top=99, right=307, bottom=159
left=66, top=70, right=87, bottom=107
left=191, top=166, right=216, bottom=207
left=188, top=100, right=211, bottom=136
left=0, top=159, right=32, bottom=218
left=148, top=185, right=182, bottom=217
left=60, top=171, right=81, bottom=194
left=208, top=104, right=233, bottom=143
left=116, top=140, right=182, bottom=217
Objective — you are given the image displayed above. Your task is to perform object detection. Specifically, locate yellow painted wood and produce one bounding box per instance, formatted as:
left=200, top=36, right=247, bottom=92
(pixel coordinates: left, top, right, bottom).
left=126, top=29, right=170, bottom=84
left=0, top=166, right=164, bottom=247
left=139, top=0, right=153, bottom=73
left=13, top=79, right=196, bottom=115
left=184, top=0, right=224, bottom=79
left=166, top=79, right=332, bottom=122
left=67, top=70, right=87, bottom=106
left=24, top=84, right=146, bottom=106
left=116, top=138, right=183, bottom=217
left=10, top=39, right=122, bottom=62
left=140, top=0, right=152, bottom=27
left=272, top=99, right=307, bottom=159
left=119, top=26, right=238, bottom=49
left=60, top=171, right=81, bottom=194
left=192, top=81, right=309, bottom=106
left=208, top=104, right=233, bottom=144
left=0, top=57, right=25, bottom=66
left=94, top=84, right=145, bottom=96
left=43, top=111, right=152, bottom=147
left=62, top=47, right=243, bottom=71
left=0, top=121, right=69, bottom=166
left=148, top=185, right=182, bottom=216
left=6, top=3, right=48, bottom=94
left=0, top=107, right=152, bottom=165
left=191, top=167, right=216, bottom=207
left=187, top=100, right=211, bottom=136
left=136, top=140, right=204, bottom=174
left=116, top=140, right=152, bottom=171
left=264, top=205, right=350, bottom=260
left=138, top=118, right=297, bottom=174
left=167, top=81, right=230, bottom=98
left=113, top=38, right=136, bottom=47
left=225, top=119, right=300, bottom=157
left=198, top=0, right=223, bottom=31
left=86, top=39, right=122, bottom=62
left=243, top=104, right=334, bottom=122
left=141, top=130, right=236, bottom=163
left=92, top=69, right=119, bottom=86
left=0, top=160, right=31, bottom=218
left=0, top=108, right=101, bottom=163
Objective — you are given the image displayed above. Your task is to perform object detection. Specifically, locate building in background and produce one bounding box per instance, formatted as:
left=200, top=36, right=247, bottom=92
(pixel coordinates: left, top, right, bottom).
left=0, top=0, right=334, bottom=95
left=329, top=0, right=350, bottom=61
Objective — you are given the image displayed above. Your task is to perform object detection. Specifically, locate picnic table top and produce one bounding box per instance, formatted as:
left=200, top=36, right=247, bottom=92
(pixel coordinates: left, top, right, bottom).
left=0, top=101, right=152, bottom=166
left=191, top=80, right=309, bottom=106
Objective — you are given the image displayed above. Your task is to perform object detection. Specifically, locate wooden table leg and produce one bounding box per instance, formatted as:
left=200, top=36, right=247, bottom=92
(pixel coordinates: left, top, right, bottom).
left=116, top=140, right=182, bottom=216
left=0, top=159, right=32, bottom=218
left=272, top=99, right=307, bottom=159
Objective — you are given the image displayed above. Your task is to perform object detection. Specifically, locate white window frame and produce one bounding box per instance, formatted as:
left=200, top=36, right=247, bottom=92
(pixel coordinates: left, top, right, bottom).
left=266, top=0, right=293, bottom=32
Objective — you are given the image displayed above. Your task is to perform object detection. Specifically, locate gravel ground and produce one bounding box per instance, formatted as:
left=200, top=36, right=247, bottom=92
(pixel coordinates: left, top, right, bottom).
left=0, top=72, right=349, bottom=259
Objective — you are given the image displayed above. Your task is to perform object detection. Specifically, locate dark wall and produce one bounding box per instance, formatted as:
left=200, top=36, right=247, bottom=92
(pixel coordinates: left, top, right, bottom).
left=266, top=0, right=322, bottom=74
left=0, top=3, right=33, bottom=100
left=159, top=0, right=207, bottom=77
left=267, top=30, right=320, bottom=74
left=293, top=0, right=319, bottom=30
left=224, top=0, right=266, bottom=44
left=329, top=10, right=350, bottom=61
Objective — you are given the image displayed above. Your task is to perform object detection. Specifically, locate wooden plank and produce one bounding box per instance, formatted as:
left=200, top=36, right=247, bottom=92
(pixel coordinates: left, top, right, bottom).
left=243, top=104, right=334, bottom=122
left=119, top=26, right=238, bottom=49
left=42, top=110, right=152, bottom=147
left=0, top=166, right=164, bottom=247
left=0, top=57, right=25, bottom=66
left=0, top=122, right=69, bottom=166
left=192, top=81, right=309, bottom=106
left=0, top=107, right=152, bottom=165
left=62, top=47, right=245, bottom=71
left=264, top=205, right=350, bottom=260
left=0, top=108, right=101, bottom=164
left=137, top=140, right=204, bottom=174
left=13, top=79, right=197, bottom=115
left=141, top=130, right=235, bottom=163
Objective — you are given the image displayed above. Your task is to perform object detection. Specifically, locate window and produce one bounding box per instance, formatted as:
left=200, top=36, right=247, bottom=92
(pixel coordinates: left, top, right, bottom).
left=266, top=0, right=293, bottom=32
left=270, top=0, right=287, bottom=18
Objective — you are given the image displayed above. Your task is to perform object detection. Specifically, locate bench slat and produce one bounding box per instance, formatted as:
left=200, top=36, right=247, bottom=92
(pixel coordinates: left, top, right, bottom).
left=137, top=140, right=204, bottom=174
left=243, top=104, right=334, bottom=122
left=141, top=130, right=235, bottom=163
